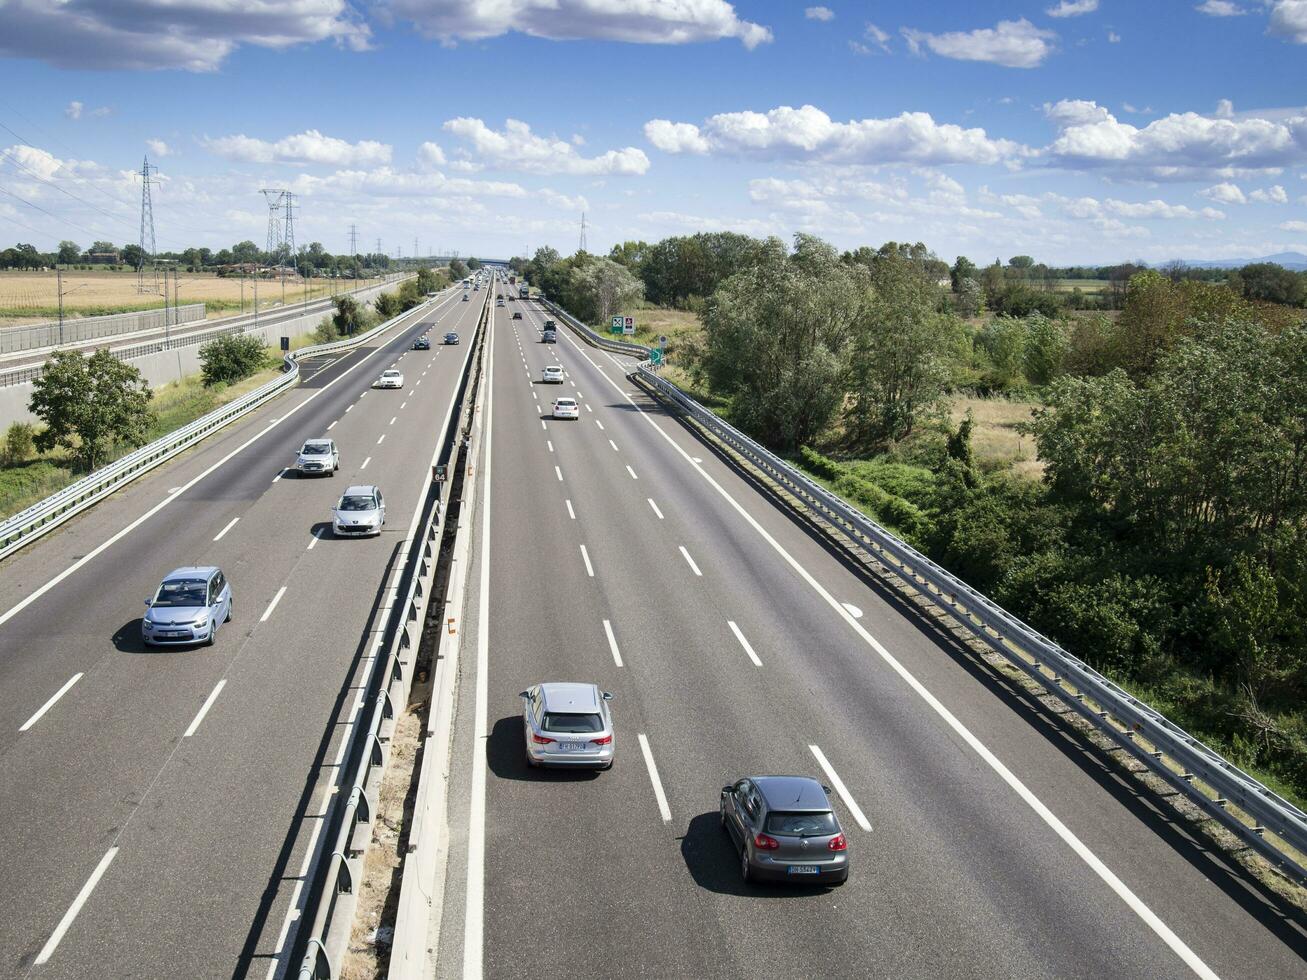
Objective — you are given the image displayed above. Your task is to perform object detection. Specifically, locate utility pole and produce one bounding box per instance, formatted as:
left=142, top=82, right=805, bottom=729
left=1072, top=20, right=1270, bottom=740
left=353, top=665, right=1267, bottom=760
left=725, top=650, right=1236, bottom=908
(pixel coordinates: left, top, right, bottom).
left=56, top=265, right=64, bottom=346
left=579, top=211, right=587, bottom=253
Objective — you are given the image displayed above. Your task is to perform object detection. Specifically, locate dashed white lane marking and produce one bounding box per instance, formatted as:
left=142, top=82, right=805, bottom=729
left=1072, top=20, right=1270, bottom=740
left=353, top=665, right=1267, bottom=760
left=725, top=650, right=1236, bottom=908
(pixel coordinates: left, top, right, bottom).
left=401, top=401, right=408, bottom=409
left=389, top=416, right=397, bottom=425
left=842, top=603, right=864, bottom=619
left=595, top=419, right=605, bottom=431
left=555, top=465, right=563, bottom=482
left=547, top=440, right=554, bottom=453
left=603, top=619, right=624, bottom=668
left=727, top=621, right=763, bottom=667
left=19, top=672, right=83, bottom=732
left=809, top=745, right=873, bottom=832
left=213, top=517, right=239, bottom=542
left=184, top=679, right=227, bottom=737
left=34, top=846, right=119, bottom=965
left=608, top=439, right=619, bottom=452
left=346, top=404, right=353, bottom=412
left=540, top=420, right=547, bottom=430
left=377, top=433, right=386, bottom=445
left=260, top=586, right=288, bottom=623
left=625, top=465, right=638, bottom=480
left=566, top=499, right=576, bottom=520
left=580, top=544, right=595, bottom=577
left=637, top=733, right=671, bottom=823
left=307, top=529, right=324, bottom=550
left=585, top=403, right=593, bottom=413
left=679, top=546, right=703, bottom=577
left=327, top=420, right=337, bottom=431
left=536, top=405, right=542, bottom=414
left=647, top=498, right=664, bottom=520
left=272, top=468, right=288, bottom=483
left=361, top=456, right=372, bottom=470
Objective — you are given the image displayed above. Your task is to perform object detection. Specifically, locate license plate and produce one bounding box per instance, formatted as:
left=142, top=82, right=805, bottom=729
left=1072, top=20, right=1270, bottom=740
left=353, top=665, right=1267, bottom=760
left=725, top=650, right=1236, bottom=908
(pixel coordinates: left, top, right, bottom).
left=561, top=741, right=584, bottom=752
left=787, top=865, right=819, bottom=875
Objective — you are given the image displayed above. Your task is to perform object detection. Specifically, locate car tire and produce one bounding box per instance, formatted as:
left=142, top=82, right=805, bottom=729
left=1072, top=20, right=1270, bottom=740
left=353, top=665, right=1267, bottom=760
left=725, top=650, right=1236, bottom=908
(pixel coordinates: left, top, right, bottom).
left=740, top=846, right=753, bottom=883
left=205, top=621, right=216, bottom=647
left=225, top=601, right=232, bottom=623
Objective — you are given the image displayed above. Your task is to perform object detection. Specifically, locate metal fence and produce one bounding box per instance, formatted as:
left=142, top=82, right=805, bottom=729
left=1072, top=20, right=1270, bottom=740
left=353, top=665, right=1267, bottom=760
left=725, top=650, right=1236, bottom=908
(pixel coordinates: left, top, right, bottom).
left=0, top=304, right=207, bottom=354
left=548, top=298, right=1307, bottom=887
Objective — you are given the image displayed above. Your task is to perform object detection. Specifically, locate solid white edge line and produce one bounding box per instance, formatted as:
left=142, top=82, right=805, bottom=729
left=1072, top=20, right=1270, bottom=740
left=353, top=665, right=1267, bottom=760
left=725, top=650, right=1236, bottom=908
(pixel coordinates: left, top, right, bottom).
left=809, top=744, right=872, bottom=832
left=260, top=586, right=287, bottom=623
left=647, top=498, right=664, bottom=520
left=602, top=618, right=623, bottom=667
left=213, top=516, right=239, bottom=542
left=679, top=545, right=703, bottom=577
left=637, top=733, right=671, bottom=823
left=34, top=846, right=119, bottom=965
left=727, top=621, right=763, bottom=667
left=566, top=499, right=575, bottom=520
left=564, top=325, right=1220, bottom=980
left=580, top=544, right=595, bottom=577
left=184, top=679, right=227, bottom=738
left=19, top=672, right=83, bottom=732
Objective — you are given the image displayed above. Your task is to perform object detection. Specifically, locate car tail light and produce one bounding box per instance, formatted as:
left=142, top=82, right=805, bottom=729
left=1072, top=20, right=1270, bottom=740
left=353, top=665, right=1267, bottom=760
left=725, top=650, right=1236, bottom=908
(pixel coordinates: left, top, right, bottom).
left=753, top=833, right=780, bottom=850
left=590, top=735, right=613, bottom=746
left=828, top=833, right=848, bottom=852
left=531, top=733, right=555, bottom=745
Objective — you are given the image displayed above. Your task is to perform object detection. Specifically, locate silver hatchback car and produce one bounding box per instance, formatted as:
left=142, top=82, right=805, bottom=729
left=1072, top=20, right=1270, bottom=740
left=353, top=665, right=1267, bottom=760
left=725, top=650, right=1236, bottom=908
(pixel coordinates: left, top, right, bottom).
left=519, top=682, right=614, bottom=769
left=142, top=566, right=232, bottom=647
left=721, top=775, right=849, bottom=885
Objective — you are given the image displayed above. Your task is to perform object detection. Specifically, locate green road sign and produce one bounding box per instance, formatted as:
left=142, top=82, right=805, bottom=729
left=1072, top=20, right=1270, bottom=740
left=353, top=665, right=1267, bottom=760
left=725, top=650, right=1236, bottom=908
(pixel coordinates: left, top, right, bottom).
left=649, top=348, right=664, bottom=366
left=610, top=316, right=624, bottom=334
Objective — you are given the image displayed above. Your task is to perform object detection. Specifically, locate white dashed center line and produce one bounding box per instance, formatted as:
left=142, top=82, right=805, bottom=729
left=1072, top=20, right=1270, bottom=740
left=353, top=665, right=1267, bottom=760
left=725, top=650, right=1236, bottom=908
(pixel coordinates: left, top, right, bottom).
left=809, top=745, right=873, bottom=832
left=566, top=499, right=576, bottom=519
left=19, top=672, right=83, bottom=733
left=679, top=546, right=703, bottom=577
left=727, top=621, right=763, bottom=667
left=637, top=734, right=671, bottom=823
left=260, top=586, right=288, bottom=623
left=625, top=465, right=638, bottom=480
left=580, top=544, right=594, bottom=577
left=647, top=498, right=664, bottom=520
left=213, top=517, right=239, bottom=542
left=604, top=619, right=624, bottom=667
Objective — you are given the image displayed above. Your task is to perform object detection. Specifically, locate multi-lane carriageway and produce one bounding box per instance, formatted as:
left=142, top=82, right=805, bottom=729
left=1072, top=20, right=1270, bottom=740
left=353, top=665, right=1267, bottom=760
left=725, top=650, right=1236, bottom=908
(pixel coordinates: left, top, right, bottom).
left=0, top=277, right=1302, bottom=980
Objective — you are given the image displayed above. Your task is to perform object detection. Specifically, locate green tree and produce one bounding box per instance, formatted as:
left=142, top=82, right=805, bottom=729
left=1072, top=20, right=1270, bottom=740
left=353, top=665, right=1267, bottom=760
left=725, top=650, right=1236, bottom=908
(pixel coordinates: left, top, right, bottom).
left=569, top=257, right=644, bottom=324
left=29, top=349, right=153, bottom=470
left=950, top=255, right=977, bottom=292
left=466, top=257, right=482, bottom=271
left=1022, top=314, right=1068, bottom=385
left=955, top=277, right=984, bottom=317
left=57, top=241, right=82, bottom=264
left=1, top=421, right=35, bottom=466
left=231, top=240, right=260, bottom=265
left=333, top=295, right=365, bottom=336
left=1237, top=262, right=1305, bottom=306
left=90, top=240, right=116, bottom=255
left=199, top=335, right=267, bottom=386
left=374, top=291, right=403, bottom=319
left=448, top=258, right=468, bottom=281
left=1008, top=255, right=1035, bottom=270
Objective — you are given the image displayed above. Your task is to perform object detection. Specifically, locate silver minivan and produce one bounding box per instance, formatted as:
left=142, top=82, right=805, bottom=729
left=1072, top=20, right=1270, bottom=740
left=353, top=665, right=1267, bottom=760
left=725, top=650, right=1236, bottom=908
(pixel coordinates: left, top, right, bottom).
left=142, top=566, right=232, bottom=647
left=520, top=683, right=614, bottom=769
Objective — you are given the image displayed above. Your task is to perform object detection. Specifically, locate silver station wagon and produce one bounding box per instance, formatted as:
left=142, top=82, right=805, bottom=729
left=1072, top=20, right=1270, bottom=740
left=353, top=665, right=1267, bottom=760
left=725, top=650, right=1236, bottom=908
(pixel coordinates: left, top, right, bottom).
left=520, top=682, right=614, bottom=770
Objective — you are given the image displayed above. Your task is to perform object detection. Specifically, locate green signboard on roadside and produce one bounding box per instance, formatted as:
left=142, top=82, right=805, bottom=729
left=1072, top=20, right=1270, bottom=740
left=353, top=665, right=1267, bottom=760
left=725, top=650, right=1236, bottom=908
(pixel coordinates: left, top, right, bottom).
left=610, top=316, right=624, bottom=334
left=649, top=348, right=663, bottom=366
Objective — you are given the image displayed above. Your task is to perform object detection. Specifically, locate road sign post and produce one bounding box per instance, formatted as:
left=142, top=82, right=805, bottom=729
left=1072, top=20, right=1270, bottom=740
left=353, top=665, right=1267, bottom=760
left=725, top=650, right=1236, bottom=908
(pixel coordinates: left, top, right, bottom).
left=610, top=315, right=623, bottom=334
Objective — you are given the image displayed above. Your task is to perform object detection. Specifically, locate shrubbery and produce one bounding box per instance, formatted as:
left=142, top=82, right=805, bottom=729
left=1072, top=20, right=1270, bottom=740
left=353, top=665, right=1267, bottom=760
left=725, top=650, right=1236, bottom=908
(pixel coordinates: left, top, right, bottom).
left=199, top=334, right=268, bottom=386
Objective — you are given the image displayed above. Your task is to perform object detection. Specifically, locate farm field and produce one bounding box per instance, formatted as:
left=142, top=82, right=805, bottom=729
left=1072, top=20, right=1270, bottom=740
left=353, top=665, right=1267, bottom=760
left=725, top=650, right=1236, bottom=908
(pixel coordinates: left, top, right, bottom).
left=0, top=269, right=387, bottom=324
left=1051, top=277, right=1110, bottom=292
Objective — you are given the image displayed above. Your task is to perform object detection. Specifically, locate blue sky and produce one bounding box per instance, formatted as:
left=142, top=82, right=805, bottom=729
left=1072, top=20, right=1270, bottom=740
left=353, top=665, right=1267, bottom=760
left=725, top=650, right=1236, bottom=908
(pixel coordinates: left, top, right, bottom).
left=2, top=0, right=1306, bottom=265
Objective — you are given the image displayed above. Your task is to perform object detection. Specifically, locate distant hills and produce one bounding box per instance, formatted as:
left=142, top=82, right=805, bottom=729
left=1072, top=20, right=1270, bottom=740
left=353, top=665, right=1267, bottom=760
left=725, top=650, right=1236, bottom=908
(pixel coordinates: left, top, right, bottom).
left=1167, top=251, right=1307, bottom=271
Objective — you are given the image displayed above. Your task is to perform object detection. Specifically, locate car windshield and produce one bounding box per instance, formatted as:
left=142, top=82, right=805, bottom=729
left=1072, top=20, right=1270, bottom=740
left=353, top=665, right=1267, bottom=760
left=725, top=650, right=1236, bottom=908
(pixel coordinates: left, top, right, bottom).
left=153, top=579, right=208, bottom=607
left=383, top=371, right=399, bottom=378
left=542, top=712, right=603, bottom=733
left=302, top=443, right=330, bottom=455
left=557, top=400, right=575, bottom=407
left=338, top=495, right=376, bottom=512
left=764, top=811, right=838, bottom=837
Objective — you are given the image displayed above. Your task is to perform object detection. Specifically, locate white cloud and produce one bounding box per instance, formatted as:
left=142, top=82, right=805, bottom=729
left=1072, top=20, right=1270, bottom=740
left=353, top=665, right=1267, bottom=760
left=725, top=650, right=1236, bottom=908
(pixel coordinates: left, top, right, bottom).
left=863, top=23, right=891, bottom=52
left=1215, top=98, right=1235, bottom=119
left=1250, top=184, right=1288, bottom=203
left=902, top=18, right=1057, bottom=69
left=64, top=101, right=83, bottom=120
left=1268, top=1, right=1307, bottom=43
left=1280, top=220, right=1307, bottom=232
left=1121, top=103, right=1154, bottom=115
left=805, top=6, right=834, bottom=22
left=644, top=104, right=1026, bottom=166
left=203, top=129, right=392, bottom=167
left=1196, top=1, right=1246, bottom=14
left=146, top=139, right=171, bottom=157
left=0, top=0, right=370, bottom=71
left=442, top=118, right=650, bottom=176
left=1107, top=31, right=1121, bottom=42
left=1044, top=99, right=1307, bottom=179
left=539, top=188, right=589, bottom=212
left=1046, top=0, right=1098, bottom=17
left=387, top=0, right=772, bottom=49
left=1200, top=182, right=1248, bottom=204
left=416, top=141, right=446, bottom=169
left=1103, top=199, right=1225, bottom=219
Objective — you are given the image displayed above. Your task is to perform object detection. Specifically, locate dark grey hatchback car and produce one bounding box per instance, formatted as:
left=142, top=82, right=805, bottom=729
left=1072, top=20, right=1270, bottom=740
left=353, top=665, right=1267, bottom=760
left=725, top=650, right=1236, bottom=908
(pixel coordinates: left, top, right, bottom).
left=721, top=775, right=849, bottom=885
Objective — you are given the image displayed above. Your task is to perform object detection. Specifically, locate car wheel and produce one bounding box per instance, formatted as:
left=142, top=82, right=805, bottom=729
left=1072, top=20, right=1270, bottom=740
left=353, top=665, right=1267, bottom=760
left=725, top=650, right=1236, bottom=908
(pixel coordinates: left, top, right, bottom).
left=225, top=601, right=232, bottom=623
left=720, top=801, right=728, bottom=830
left=205, top=621, right=216, bottom=647
left=740, top=846, right=753, bottom=883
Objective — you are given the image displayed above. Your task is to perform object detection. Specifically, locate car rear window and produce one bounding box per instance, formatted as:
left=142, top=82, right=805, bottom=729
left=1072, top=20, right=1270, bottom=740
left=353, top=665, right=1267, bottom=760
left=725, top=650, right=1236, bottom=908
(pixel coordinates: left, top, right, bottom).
left=154, top=580, right=208, bottom=607
left=542, top=712, right=603, bottom=733
left=765, top=811, right=838, bottom=836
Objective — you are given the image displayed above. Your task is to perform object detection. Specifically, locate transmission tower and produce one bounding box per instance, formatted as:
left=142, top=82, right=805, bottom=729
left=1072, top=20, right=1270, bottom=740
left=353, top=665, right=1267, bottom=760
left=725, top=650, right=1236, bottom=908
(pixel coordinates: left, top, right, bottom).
left=137, top=155, right=159, bottom=294
left=579, top=211, right=587, bottom=253
left=413, top=236, right=419, bottom=262
left=376, top=238, right=382, bottom=263
left=347, top=224, right=358, bottom=257
left=261, top=189, right=285, bottom=263
left=282, top=191, right=297, bottom=267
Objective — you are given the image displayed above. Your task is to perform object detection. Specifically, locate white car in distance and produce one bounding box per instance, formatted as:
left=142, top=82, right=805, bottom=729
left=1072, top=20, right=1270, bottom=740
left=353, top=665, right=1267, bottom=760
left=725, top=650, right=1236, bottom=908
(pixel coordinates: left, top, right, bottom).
left=297, top=439, right=339, bottom=477
left=333, top=485, right=386, bottom=537
left=542, top=365, right=564, bottom=384
left=377, top=369, right=404, bottom=389
left=553, top=397, right=579, bottom=420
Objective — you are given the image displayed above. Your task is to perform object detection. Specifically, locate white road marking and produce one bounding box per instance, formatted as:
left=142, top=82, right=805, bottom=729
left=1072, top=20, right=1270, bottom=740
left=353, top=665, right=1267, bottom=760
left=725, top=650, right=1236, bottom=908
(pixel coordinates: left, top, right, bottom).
left=346, top=405, right=353, bottom=412
left=272, top=468, right=288, bottom=483
left=327, top=420, right=337, bottom=431
left=19, top=672, right=83, bottom=732
left=637, top=733, right=672, bottom=823
left=389, top=416, right=397, bottom=425
left=401, top=400, right=407, bottom=409
left=603, top=619, right=623, bottom=667
left=595, top=419, right=605, bottom=431
left=34, top=847, right=119, bottom=965
left=307, top=529, right=324, bottom=550
left=260, top=586, right=287, bottom=622
left=608, top=439, right=619, bottom=452
left=547, top=440, right=555, bottom=453
left=625, top=465, right=638, bottom=480
left=540, top=420, right=547, bottom=431
left=647, top=498, right=664, bottom=520
left=585, top=403, right=593, bottom=412
left=566, top=499, right=575, bottom=520
left=361, top=456, right=372, bottom=470
left=567, top=323, right=1219, bottom=980
left=213, top=517, right=239, bottom=542
left=184, top=679, right=227, bottom=737
left=377, top=433, right=386, bottom=445
left=809, top=745, right=872, bottom=832
left=727, top=621, right=763, bottom=667
left=580, top=544, right=595, bottom=577
left=536, top=405, right=542, bottom=414
left=555, top=465, right=563, bottom=482
left=842, top=603, right=864, bottom=619
left=679, top=546, right=703, bottom=577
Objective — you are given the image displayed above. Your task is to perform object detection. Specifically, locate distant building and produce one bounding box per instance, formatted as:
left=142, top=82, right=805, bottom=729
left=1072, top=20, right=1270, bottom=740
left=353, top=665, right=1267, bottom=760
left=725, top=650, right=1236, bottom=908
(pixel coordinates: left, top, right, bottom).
left=88, top=251, right=120, bottom=264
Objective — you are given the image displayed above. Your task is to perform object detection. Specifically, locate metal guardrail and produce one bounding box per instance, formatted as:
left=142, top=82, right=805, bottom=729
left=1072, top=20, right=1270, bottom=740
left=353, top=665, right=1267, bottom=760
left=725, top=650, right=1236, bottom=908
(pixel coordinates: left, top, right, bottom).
left=294, top=290, right=490, bottom=980
left=0, top=287, right=456, bottom=562
left=550, top=297, right=1307, bottom=886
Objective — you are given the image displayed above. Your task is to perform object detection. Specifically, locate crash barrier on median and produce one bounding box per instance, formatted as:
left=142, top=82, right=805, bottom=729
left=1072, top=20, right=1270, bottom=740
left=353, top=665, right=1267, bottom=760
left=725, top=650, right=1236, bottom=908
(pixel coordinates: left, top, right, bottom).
left=0, top=303, right=208, bottom=355
left=0, top=287, right=456, bottom=563
left=293, top=291, right=491, bottom=980
left=548, top=296, right=1307, bottom=887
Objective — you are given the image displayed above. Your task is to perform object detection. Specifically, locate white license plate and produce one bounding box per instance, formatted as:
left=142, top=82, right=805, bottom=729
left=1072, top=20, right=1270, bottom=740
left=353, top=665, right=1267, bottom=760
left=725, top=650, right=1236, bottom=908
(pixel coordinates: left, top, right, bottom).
left=561, top=741, right=585, bottom=752
left=787, top=865, right=819, bottom=875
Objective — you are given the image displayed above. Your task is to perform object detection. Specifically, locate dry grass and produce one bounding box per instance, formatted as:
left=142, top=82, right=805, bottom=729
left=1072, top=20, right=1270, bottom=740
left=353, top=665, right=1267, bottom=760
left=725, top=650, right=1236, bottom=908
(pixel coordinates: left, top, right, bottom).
left=950, top=395, right=1043, bottom=478
left=615, top=305, right=704, bottom=361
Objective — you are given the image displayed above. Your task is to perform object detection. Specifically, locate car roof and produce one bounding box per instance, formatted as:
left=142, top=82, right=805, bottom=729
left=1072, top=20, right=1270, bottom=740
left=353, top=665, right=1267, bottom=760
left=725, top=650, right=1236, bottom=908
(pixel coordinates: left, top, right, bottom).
left=538, top=682, right=601, bottom=712
left=162, top=566, right=219, bottom=581
left=341, top=485, right=378, bottom=497
left=751, top=776, right=831, bottom=812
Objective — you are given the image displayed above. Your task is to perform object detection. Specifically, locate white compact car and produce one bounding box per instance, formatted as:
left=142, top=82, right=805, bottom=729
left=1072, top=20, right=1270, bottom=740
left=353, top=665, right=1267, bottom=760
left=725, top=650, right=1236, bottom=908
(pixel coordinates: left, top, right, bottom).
left=333, top=485, right=385, bottom=537
left=553, top=397, right=579, bottom=420
left=296, top=439, right=339, bottom=477
left=542, top=365, right=564, bottom=384
left=377, top=369, right=404, bottom=389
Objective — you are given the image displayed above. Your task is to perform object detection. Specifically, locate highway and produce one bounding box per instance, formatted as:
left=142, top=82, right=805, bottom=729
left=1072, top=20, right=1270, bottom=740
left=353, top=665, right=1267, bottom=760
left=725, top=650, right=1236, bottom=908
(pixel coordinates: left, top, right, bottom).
left=430, top=283, right=1307, bottom=978
left=0, top=285, right=484, bottom=978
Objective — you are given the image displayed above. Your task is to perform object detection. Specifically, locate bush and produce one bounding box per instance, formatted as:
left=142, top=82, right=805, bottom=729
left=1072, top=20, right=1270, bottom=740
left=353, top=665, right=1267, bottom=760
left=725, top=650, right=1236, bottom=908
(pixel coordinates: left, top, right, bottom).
left=799, top=447, right=932, bottom=540
left=1, top=421, right=35, bottom=466
left=199, top=334, right=267, bottom=386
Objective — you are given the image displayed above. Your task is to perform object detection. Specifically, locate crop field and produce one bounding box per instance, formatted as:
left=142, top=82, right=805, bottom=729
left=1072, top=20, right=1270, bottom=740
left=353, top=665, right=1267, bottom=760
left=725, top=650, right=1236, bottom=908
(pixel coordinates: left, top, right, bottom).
left=1051, top=278, right=1110, bottom=293
left=0, top=269, right=384, bottom=324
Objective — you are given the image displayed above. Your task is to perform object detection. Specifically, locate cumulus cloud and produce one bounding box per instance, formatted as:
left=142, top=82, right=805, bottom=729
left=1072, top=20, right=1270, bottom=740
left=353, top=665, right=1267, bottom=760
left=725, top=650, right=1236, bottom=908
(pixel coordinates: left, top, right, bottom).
left=1280, top=220, right=1307, bottom=232
left=146, top=139, right=171, bottom=157
left=1196, top=1, right=1246, bottom=14
left=1046, top=0, right=1098, bottom=17
left=416, top=141, right=446, bottom=169
left=858, top=23, right=891, bottom=53
left=902, top=18, right=1057, bottom=68
left=203, top=129, right=392, bottom=167
left=386, top=0, right=772, bottom=49
left=441, top=118, right=649, bottom=176
left=1200, top=182, right=1248, bottom=204
left=1250, top=184, right=1289, bottom=202
left=643, top=104, right=1026, bottom=166
left=805, top=6, right=834, bottom=21
left=64, top=101, right=83, bottom=120
left=0, top=0, right=370, bottom=71
left=1103, top=199, right=1225, bottom=219
left=1269, top=1, right=1307, bottom=43
left=1044, top=99, right=1307, bottom=179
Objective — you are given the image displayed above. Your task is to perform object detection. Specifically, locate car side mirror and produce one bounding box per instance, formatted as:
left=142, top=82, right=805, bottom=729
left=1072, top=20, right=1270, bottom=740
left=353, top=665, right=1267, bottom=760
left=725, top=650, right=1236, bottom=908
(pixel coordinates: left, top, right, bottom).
left=143, top=598, right=152, bottom=607
left=601, top=691, right=613, bottom=701
left=823, top=785, right=833, bottom=795
left=721, top=785, right=733, bottom=795
left=518, top=690, right=530, bottom=699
